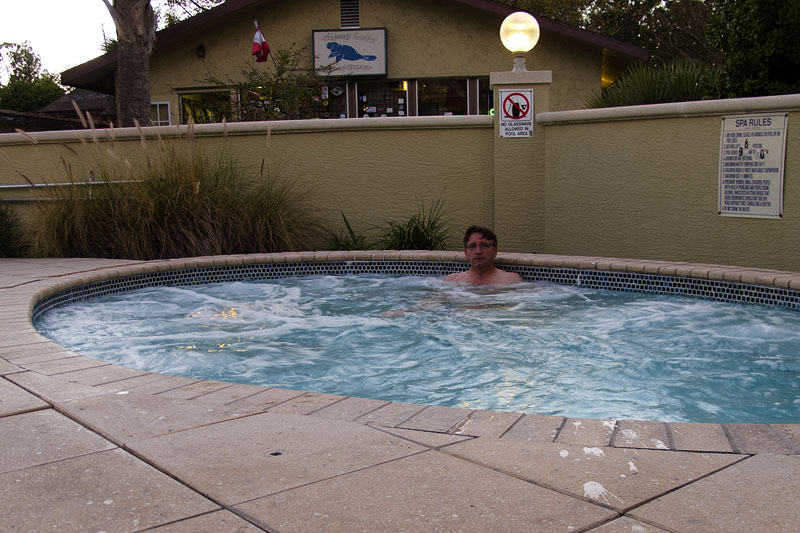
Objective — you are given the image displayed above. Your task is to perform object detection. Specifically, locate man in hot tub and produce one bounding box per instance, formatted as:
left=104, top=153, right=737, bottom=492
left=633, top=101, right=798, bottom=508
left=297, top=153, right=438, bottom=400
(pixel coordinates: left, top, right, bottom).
left=444, top=225, right=523, bottom=285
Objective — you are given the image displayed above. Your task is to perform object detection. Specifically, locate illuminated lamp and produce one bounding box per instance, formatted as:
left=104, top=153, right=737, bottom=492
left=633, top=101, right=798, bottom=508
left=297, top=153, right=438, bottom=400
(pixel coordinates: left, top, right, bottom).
left=500, top=12, right=540, bottom=72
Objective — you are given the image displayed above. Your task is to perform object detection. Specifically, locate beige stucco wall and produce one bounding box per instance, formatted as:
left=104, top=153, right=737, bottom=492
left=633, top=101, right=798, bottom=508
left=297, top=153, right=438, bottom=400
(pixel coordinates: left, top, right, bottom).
left=0, top=117, right=494, bottom=247
left=491, top=71, right=552, bottom=254
left=220, top=119, right=495, bottom=240
left=539, top=95, right=800, bottom=271
left=3, top=94, right=799, bottom=271
left=146, top=0, right=609, bottom=125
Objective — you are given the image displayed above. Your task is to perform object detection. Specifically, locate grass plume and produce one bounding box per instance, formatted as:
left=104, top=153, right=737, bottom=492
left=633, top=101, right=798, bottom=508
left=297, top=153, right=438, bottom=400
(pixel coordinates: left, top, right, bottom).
left=31, top=128, right=319, bottom=259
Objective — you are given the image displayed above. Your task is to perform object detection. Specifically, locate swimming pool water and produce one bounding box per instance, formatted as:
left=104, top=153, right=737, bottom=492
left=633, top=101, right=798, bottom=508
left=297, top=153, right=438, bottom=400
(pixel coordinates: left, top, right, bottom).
left=35, top=275, right=800, bottom=423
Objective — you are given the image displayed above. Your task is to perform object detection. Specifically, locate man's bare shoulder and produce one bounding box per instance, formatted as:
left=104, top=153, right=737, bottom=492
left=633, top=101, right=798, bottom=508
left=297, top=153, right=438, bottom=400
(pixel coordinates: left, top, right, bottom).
left=493, top=269, right=524, bottom=284
left=444, top=269, right=522, bottom=285
left=444, top=271, right=470, bottom=282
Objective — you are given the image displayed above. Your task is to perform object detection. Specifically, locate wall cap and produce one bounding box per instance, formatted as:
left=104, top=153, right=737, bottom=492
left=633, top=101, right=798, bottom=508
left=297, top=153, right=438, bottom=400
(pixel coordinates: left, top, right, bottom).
left=491, top=70, right=552, bottom=85
left=537, top=93, right=800, bottom=124
left=0, top=115, right=493, bottom=146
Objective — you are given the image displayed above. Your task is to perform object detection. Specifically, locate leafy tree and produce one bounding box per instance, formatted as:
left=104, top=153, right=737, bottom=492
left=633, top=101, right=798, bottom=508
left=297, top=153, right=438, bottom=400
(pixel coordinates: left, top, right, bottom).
left=159, top=0, right=224, bottom=26
left=498, top=0, right=592, bottom=27
left=500, top=1, right=721, bottom=67
left=207, top=45, right=339, bottom=121
left=708, top=0, right=800, bottom=97
left=643, top=0, right=721, bottom=66
left=583, top=0, right=661, bottom=49
left=0, top=42, right=64, bottom=112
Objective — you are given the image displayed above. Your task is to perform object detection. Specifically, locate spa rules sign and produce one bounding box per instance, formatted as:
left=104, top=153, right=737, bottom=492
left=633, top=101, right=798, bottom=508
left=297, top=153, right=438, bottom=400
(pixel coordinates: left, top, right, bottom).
left=719, top=113, right=788, bottom=218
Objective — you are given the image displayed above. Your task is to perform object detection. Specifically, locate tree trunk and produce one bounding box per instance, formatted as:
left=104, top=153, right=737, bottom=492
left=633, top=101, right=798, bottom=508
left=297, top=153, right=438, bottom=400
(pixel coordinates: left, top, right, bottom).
left=105, top=0, right=156, bottom=127
left=116, top=39, right=153, bottom=126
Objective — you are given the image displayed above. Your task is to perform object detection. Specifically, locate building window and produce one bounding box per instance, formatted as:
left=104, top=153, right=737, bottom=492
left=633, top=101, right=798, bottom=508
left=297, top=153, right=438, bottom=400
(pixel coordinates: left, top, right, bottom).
left=179, top=91, right=231, bottom=124
left=234, top=83, right=348, bottom=120
left=418, top=78, right=468, bottom=116
left=356, top=80, right=407, bottom=117
left=317, top=84, right=349, bottom=119
left=341, top=0, right=359, bottom=28
left=151, top=102, right=170, bottom=126
left=478, top=77, right=492, bottom=115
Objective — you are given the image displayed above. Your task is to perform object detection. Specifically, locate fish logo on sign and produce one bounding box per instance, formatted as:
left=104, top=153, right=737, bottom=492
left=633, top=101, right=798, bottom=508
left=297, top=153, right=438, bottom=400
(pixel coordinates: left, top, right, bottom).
left=503, top=93, right=530, bottom=119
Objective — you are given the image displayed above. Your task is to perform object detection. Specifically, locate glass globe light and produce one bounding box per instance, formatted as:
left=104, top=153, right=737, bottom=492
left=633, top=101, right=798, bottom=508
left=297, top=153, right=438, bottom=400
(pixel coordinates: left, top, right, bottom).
left=500, top=12, right=540, bottom=71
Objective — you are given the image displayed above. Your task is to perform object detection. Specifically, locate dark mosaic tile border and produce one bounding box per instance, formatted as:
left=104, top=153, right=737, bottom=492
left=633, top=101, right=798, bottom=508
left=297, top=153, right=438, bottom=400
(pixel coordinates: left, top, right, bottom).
left=32, top=260, right=800, bottom=322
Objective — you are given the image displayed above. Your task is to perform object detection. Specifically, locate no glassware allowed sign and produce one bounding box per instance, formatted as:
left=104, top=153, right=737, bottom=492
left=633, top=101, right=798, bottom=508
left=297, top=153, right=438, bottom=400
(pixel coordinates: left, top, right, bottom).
left=719, top=113, right=788, bottom=218
left=499, top=89, right=533, bottom=138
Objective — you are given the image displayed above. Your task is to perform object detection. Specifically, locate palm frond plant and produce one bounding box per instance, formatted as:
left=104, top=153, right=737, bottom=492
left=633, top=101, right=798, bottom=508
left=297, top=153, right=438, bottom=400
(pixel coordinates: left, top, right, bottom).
left=325, top=212, right=368, bottom=250
left=378, top=197, right=450, bottom=250
left=586, top=59, right=721, bottom=109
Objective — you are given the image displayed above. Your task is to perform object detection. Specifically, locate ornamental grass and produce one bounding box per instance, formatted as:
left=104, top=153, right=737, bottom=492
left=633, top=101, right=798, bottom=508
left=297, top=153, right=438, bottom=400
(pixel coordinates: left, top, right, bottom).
left=0, top=198, right=24, bottom=257
left=29, top=120, right=319, bottom=260
left=377, top=196, right=450, bottom=250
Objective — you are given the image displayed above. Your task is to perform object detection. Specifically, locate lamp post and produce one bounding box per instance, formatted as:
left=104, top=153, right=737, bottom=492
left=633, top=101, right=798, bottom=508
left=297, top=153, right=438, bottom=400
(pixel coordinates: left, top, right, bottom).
left=500, top=12, right=540, bottom=72
left=492, top=12, right=548, bottom=254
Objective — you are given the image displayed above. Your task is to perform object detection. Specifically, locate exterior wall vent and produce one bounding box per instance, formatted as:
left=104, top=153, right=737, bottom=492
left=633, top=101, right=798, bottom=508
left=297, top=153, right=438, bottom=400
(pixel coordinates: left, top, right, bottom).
left=341, top=0, right=360, bottom=28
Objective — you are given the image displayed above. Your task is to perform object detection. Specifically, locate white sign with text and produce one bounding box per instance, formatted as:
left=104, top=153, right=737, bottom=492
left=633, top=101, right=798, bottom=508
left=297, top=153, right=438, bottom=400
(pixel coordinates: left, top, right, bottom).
left=719, top=113, right=788, bottom=218
left=499, top=89, right=533, bottom=138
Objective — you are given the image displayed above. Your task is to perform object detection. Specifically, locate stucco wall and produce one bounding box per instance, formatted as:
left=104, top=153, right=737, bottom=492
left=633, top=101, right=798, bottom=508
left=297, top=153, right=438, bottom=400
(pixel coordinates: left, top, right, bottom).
left=0, top=117, right=494, bottom=247
left=3, top=94, right=800, bottom=271
left=539, top=95, right=800, bottom=271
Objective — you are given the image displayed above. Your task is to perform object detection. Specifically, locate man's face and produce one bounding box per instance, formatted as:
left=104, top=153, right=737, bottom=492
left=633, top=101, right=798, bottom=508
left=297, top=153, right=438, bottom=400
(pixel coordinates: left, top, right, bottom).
left=464, top=232, right=497, bottom=268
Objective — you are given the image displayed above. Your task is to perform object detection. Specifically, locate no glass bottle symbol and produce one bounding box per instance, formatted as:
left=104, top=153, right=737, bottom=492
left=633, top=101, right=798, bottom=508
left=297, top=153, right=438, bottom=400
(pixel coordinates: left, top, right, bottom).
left=503, top=92, right=530, bottom=119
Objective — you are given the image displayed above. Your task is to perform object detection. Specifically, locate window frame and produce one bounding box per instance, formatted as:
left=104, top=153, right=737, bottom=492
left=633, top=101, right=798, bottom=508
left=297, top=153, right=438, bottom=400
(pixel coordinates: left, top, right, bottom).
left=150, top=102, right=171, bottom=126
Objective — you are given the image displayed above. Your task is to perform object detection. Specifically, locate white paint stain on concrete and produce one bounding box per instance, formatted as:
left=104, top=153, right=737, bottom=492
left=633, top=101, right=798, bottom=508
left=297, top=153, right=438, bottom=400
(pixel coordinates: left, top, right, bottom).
left=583, top=481, right=623, bottom=505
left=651, top=439, right=669, bottom=449
left=583, top=447, right=605, bottom=457
left=622, top=429, right=639, bottom=440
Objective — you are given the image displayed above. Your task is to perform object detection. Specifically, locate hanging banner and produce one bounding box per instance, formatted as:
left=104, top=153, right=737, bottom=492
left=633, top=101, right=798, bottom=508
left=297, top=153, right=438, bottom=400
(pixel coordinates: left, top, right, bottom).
left=499, top=89, right=533, bottom=137
left=719, top=113, right=788, bottom=218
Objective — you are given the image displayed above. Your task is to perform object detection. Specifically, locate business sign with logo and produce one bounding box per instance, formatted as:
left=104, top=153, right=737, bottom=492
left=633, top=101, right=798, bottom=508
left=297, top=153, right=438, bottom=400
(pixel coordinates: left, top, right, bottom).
left=313, top=28, right=387, bottom=77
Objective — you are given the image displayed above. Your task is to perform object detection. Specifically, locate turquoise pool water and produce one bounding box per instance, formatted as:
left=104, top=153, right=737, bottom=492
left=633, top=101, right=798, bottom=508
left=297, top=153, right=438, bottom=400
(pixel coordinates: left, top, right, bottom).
left=36, top=275, right=800, bottom=423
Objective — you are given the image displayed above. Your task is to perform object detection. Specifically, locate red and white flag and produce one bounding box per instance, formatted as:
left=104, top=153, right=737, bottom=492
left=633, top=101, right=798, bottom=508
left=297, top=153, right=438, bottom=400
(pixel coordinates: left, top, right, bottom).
left=252, top=26, right=270, bottom=63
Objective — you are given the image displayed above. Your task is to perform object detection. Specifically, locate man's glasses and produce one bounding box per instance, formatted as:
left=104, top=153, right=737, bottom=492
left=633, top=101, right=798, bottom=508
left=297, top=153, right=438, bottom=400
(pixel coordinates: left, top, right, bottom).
left=466, top=242, right=495, bottom=250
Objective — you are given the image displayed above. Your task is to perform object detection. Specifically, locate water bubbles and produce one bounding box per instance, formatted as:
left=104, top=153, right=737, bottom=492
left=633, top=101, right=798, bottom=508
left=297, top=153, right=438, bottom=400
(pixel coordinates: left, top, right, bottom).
left=35, top=274, right=800, bottom=423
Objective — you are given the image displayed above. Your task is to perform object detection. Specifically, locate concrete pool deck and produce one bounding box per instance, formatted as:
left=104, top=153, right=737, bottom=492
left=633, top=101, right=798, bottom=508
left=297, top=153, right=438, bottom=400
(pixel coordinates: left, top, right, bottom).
left=1, top=255, right=800, bottom=532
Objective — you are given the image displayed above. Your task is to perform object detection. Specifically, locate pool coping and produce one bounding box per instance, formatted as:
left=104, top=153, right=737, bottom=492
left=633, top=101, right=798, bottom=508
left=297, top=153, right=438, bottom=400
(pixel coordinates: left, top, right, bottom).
left=2, top=253, right=800, bottom=531
left=12, top=250, right=800, bottom=452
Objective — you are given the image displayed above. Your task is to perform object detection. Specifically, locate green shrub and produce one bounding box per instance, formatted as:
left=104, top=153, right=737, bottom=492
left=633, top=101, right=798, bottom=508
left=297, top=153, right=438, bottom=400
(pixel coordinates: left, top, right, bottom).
left=0, top=199, right=24, bottom=257
left=378, top=197, right=450, bottom=250
left=586, top=59, right=721, bottom=109
left=31, top=128, right=319, bottom=259
left=325, top=212, right=367, bottom=250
